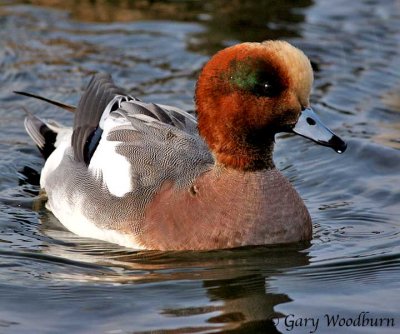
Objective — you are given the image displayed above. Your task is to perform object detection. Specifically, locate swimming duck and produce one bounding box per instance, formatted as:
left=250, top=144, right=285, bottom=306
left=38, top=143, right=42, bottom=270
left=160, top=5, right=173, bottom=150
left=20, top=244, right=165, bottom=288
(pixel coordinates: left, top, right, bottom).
left=19, top=41, right=346, bottom=250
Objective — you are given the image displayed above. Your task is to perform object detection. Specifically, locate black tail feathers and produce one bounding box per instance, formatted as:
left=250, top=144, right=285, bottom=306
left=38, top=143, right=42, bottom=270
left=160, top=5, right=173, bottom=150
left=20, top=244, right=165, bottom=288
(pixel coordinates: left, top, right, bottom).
left=24, top=113, right=57, bottom=160
left=15, top=90, right=75, bottom=159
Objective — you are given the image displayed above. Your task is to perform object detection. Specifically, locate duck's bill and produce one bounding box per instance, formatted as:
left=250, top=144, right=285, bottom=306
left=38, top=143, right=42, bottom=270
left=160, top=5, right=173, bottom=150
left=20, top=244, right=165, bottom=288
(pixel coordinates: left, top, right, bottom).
left=292, top=107, right=347, bottom=154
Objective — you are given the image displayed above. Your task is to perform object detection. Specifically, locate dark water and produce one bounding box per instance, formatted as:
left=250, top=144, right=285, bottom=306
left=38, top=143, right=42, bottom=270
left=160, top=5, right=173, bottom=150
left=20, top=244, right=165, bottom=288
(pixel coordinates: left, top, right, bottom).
left=0, top=0, right=399, bottom=333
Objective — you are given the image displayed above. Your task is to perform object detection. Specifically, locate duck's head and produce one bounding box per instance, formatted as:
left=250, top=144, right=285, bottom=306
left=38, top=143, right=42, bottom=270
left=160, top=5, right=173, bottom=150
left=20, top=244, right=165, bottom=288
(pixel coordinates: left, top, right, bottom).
left=196, top=40, right=346, bottom=171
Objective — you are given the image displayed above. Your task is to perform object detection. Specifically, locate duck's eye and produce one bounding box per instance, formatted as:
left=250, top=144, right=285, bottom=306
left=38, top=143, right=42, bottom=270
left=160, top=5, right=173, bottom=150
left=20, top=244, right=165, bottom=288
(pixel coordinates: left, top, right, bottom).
left=253, top=81, right=279, bottom=97
left=228, top=58, right=284, bottom=97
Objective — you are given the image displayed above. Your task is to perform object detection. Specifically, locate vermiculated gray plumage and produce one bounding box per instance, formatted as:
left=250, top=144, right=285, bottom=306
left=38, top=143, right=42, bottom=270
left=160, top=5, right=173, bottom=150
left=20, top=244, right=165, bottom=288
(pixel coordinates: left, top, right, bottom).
left=34, top=74, right=213, bottom=244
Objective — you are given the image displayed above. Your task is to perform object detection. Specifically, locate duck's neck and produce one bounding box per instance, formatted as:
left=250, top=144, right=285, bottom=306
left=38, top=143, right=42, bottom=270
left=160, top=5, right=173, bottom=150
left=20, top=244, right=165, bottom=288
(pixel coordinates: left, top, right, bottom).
left=212, top=134, right=276, bottom=171
left=197, top=106, right=276, bottom=171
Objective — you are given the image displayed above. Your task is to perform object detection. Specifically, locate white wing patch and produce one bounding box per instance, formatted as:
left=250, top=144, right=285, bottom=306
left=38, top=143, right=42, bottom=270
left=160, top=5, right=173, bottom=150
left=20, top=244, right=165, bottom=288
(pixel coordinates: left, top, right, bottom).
left=46, top=123, right=72, bottom=148
left=88, top=116, right=133, bottom=197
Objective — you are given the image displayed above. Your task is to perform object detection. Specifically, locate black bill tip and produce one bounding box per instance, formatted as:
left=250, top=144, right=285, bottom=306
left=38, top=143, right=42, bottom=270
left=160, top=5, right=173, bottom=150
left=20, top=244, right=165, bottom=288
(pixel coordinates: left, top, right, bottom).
left=328, top=134, right=347, bottom=154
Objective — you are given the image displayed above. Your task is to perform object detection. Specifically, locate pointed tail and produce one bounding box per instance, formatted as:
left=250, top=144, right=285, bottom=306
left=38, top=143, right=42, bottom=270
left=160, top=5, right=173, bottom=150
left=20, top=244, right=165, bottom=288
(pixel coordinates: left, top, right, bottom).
left=14, top=91, right=76, bottom=112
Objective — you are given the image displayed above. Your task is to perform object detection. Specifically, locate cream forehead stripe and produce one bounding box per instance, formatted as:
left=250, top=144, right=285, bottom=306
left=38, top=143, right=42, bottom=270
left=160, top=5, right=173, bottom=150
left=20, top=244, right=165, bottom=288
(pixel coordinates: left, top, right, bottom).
left=262, top=41, right=313, bottom=99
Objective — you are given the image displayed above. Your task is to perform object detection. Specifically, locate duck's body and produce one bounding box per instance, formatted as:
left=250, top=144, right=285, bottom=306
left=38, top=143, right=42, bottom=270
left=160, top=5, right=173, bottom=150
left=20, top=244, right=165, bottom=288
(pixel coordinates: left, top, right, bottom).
left=142, top=168, right=311, bottom=250
left=21, top=41, right=345, bottom=250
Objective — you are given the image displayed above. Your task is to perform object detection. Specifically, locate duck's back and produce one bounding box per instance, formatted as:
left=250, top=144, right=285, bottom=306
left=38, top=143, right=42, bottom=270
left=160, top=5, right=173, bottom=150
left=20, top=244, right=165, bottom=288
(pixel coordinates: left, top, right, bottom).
left=36, top=74, right=213, bottom=248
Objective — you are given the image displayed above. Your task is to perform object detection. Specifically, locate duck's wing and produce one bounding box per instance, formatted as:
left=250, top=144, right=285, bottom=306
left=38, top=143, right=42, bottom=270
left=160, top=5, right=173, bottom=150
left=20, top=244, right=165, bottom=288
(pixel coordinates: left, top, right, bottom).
left=71, top=74, right=213, bottom=196
left=72, top=73, right=128, bottom=164
left=74, top=73, right=204, bottom=166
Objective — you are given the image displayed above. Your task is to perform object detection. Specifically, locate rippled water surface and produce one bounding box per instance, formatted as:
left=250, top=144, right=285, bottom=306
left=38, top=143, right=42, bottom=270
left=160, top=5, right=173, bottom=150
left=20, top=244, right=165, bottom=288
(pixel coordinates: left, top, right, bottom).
left=0, top=0, right=399, bottom=333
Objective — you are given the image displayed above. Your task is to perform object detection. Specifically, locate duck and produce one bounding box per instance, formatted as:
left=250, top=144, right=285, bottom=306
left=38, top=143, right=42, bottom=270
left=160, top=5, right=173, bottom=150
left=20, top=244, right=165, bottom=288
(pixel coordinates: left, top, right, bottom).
left=18, top=40, right=346, bottom=250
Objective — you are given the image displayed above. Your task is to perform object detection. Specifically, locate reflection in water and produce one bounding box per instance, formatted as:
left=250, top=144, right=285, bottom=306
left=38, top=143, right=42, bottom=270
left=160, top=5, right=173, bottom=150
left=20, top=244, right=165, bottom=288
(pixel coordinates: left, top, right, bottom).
left=37, top=210, right=311, bottom=332
left=24, top=0, right=312, bottom=53
left=375, top=88, right=400, bottom=149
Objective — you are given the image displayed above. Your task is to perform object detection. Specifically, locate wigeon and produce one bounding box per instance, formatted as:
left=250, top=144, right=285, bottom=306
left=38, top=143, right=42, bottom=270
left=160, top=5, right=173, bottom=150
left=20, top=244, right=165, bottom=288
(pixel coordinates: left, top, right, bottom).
left=18, top=40, right=346, bottom=250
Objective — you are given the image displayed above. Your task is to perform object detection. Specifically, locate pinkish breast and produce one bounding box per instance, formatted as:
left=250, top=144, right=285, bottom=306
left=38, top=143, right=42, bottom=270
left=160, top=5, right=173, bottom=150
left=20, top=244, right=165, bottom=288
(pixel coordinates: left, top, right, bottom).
left=139, top=167, right=312, bottom=250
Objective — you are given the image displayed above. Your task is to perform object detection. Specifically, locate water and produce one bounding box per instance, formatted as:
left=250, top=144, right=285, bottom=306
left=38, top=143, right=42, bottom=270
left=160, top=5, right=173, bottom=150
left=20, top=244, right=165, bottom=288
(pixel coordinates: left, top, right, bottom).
left=0, top=0, right=399, bottom=333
